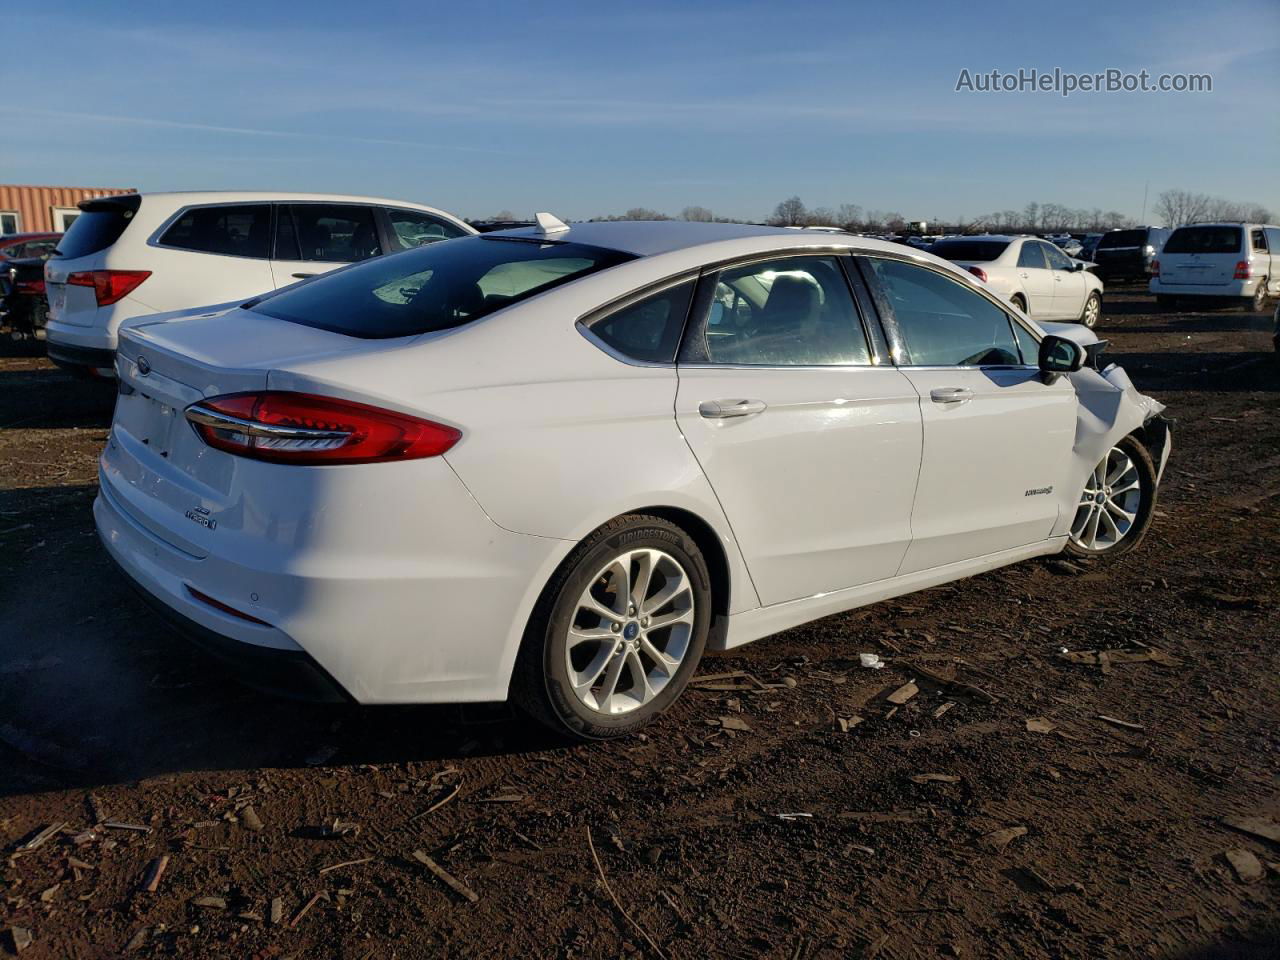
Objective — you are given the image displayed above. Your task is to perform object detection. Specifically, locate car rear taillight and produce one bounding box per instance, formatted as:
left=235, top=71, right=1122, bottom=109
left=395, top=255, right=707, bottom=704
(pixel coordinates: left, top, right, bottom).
left=1234, top=261, right=1252, bottom=280
left=185, top=392, right=461, bottom=465
left=67, top=269, right=151, bottom=306
left=967, top=266, right=988, bottom=282
left=1151, top=259, right=1159, bottom=277
left=15, top=279, right=45, bottom=295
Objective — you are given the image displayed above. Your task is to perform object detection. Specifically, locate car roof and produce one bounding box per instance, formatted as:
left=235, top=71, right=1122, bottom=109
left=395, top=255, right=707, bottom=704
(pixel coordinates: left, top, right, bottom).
left=121, top=191, right=468, bottom=220
left=485, top=219, right=894, bottom=257
left=933, top=235, right=1023, bottom=243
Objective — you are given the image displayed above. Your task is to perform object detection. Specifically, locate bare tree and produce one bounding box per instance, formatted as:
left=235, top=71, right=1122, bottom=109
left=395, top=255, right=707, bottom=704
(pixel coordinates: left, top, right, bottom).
left=1154, top=190, right=1210, bottom=227
left=770, top=196, right=808, bottom=227
left=491, top=209, right=516, bottom=221
left=623, top=208, right=670, bottom=221
left=681, top=206, right=714, bottom=222
left=807, top=207, right=838, bottom=227
left=835, top=204, right=863, bottom=229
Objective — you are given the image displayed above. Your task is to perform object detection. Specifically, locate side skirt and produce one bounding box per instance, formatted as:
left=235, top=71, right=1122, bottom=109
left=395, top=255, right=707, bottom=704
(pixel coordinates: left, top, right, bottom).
left=715, top=537, right=1067, bottom=651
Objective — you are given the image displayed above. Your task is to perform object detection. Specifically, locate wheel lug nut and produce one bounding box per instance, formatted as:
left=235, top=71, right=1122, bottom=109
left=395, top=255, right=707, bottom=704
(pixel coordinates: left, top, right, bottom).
left=611, top=622, right=621, bottom=633
left=628, top=605, right=636, bottom=616
left=641, top=617, right=649, bottom=627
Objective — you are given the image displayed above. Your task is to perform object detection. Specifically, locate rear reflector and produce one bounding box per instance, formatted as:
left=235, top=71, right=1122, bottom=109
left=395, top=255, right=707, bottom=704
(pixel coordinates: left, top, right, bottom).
left=966, top=266, right=988, bottom=283
left=186, top=585, right=272, bottom=626
left=67, top=269, right=151, bottom=306
left=185, top=392, right=461, bottom=465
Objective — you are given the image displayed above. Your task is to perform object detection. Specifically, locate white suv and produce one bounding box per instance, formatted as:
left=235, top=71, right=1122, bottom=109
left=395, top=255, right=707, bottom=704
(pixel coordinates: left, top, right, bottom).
left=1151, top=222, right=1279, bottom=311
left=44, top=192, right=475, bottom=375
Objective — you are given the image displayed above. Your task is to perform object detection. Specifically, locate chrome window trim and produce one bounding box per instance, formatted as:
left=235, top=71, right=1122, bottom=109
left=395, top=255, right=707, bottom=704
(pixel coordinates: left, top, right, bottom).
left=575, top=271, right=700, bottom=367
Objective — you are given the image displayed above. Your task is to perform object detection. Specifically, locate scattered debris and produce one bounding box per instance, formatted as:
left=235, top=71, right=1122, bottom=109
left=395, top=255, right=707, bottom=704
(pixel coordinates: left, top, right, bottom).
left=1097, top=715, right=1145, bottom=732
left=689, top=671, right=774, bottom=692
left=1220, top=815, right=1280, bottom=845
left=412, top=849, right=480, bottom=904
left=839, top=811, right=924, bottom=824
left=320, top=818, right=361, bottom=839
left=13, top=822, right=65, bottom=853
left=4, top=927, right=32, bottom=954
left=1059, top=646, right=1180, bottom=671
left=409, top=784, right=461, bottom=823
left=123, top=927, right=148, bottom=952
left=859, top=653, right=886, bottom=670
left=192, top=896, right=227, bottom=910
left=584, top=828, right=667, bottom=960
left=933, top=702, right=956, bottom=719
left=886, top=681, right=918, bottom=705
left=772, top=813, right=814, bottom=821
left=319, top=856, right=375, bottom=875
left=911, top=774, right=961, bottom=784
left=1025, top=717, right=1056, bottom=734
left=1223, top=849, right=1264, bottom=884
left=239, top=805, right=264, bottom=832
left=102, top=821, right=152, bottom=834
left=906, top=660, right=999, bottom=704
left=269, top=897, right=284, bottom=925
left=289, top=891, right=326, bottom=928
left=979, top=826, right=1028, bottom=853
left=140, top=855, right=169, bottom=893
left=718, top=715, right=751, bottom=732
left=836, top=716, right=863, bottom=733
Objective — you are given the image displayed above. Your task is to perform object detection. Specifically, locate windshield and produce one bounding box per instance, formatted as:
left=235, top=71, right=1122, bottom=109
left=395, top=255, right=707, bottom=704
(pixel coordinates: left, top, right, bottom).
left=929, top=240, right=1010, bottom=262
left=1097, top=230, right=1146, bottom=249
left=253, top=236, right=636, bottom=339
left=1162, top=226, right=1243, bottom=255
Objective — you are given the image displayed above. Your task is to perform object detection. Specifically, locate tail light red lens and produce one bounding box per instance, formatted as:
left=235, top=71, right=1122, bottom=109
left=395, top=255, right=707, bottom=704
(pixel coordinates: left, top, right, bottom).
left=67, top=269, right=151, bottom=306
left=1151, top=259, right=1159, bottom=277
left=1233, top=261, right=1251, bottom=280
left=15, top=279, right=45, bottom=295
left=185, top=392, right=461, bottom=465
left=967, top=266, right=988, bottom=282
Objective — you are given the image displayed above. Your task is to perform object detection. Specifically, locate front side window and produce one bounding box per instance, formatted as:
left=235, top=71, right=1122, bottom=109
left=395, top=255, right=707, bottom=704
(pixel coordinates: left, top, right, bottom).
left=1010, top=320, right=1039, bottom=365
left=588, top=281, right=694, bottom=363
left=253, top=236, right=634, bottom=339
left=865, top=257, right=1020, bottom=367
left=387, top=208, right=468, bottom=250
left=276, top=204, right=381, bottom=263
left=160, top=204, right=271, bottom=259
left=1017, top=242, right=1046, bottom=269
left=702, top=255, right=869, bottom=366
left=1042, top=243, right=1072, bottom=270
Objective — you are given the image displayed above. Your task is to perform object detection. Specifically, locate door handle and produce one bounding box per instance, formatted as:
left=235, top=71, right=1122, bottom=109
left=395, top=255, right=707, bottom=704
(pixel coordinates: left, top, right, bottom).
left=699, top=398, right=767, bottom=419
left=291, top=272, right=318, bottom=279
left=930, top=387, right=972, bottom=404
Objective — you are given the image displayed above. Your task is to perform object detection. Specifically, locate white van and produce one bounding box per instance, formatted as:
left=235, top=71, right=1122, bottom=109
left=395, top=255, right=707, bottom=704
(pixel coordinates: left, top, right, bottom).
left=44, top=192, right=475, bottom=375
left=1150, top=222, right=1279, bottom=311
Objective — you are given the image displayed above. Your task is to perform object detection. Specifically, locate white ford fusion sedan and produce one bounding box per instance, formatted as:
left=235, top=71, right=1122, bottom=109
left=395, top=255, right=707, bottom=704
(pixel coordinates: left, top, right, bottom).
left=97, top=218, right=1171, bottom=739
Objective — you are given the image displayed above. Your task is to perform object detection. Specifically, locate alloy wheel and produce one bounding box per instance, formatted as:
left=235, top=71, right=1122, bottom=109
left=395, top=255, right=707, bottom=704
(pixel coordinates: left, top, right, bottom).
left=1082, top=295, right=1100, bottom=327
left=1070, top=446, right=1142, bottom=551
left=565, top=548, right=695, bottom=716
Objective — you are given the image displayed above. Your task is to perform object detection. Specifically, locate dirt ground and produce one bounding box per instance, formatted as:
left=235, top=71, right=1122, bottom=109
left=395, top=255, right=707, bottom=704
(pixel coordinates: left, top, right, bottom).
left=0, top=288, right=1277, bottom=959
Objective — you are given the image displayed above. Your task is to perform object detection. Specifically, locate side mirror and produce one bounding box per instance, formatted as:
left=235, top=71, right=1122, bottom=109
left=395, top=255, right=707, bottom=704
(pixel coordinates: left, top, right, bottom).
left=1039, top=334, right=1084, bottom=375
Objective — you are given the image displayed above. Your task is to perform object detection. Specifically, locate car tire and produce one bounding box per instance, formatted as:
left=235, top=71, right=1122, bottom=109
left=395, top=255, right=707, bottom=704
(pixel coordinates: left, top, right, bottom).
left=1063, top=434, right=1157, bottom=560
left=1248, top=279, right=1269, bottom=313
left=1010, top=294, right=1027, bottom=314
left=1079, top=291, right=1101, bottom=328
left=512, top=514, right=712, bottom=741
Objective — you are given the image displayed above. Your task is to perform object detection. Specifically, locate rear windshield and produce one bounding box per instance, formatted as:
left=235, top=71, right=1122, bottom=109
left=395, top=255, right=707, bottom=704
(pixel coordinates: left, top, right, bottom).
left=1163, top=226, right=1243, bottom=255
left=929, top=239, right=1010, bottom=262
left=252, top=235, right=635, bottom=339
left=54, top=195, right=141, bottom=259
left=1097, top=230, right=1146, bottom=249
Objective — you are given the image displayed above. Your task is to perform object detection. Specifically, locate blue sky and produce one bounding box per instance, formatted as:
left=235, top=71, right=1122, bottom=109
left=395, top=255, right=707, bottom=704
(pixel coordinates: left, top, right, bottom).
left=3, top=0, right=1277, bottom=222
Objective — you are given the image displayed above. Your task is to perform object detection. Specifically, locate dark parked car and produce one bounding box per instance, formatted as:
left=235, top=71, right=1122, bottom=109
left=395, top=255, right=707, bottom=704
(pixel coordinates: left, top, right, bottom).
left=0, top=256, right=52, bottom=338
left=0, top=232, right=61, bottom=262
left=1092, top=227, right=1170, bottom=282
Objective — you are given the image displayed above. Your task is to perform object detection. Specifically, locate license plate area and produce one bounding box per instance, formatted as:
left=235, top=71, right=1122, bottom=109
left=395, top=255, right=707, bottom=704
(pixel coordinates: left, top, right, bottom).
left=48, top=282, right=66, bottom=317
left=132, top=391, right=182, bottom=458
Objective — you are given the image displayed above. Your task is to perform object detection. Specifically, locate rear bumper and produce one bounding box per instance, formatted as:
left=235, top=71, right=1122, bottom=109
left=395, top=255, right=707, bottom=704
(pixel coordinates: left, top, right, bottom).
left=1150, top=277, right=1256, bottom=299
left=46, top=338, right=117, bottom=374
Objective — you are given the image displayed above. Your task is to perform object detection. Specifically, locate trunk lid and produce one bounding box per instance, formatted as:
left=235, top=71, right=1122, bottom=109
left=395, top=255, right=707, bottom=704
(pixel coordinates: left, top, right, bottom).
left=106, top=306, right=407, bottom=553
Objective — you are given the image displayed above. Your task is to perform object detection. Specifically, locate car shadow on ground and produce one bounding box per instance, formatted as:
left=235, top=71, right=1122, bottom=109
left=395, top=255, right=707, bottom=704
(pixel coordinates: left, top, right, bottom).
left=1108, top=350, right=1278, bottom=393
left=0, top=367, right=115, bottom=430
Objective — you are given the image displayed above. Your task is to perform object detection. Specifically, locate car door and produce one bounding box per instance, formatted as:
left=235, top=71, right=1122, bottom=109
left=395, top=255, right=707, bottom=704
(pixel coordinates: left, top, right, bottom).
left=148, top=202, right=276, bottom=309
left=270, top=203, right=383, bottom=287
left=859, top=255, right=1076, bottom=574
left=1014, top=240, right=1055, bottom=318
left=675, top=253, right=922, bottom=606
left=1043, top=241, right=1085, bottom=318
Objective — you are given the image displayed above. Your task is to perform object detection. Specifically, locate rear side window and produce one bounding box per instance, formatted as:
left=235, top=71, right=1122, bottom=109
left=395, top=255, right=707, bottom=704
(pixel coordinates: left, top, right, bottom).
left=276, top=204, right=380, bottom=263
left=931, top=240, right=1010, bottom=262
left=1017, top=242, right=1046, bottom=268
left=588, top=281, right=693, bottom=363
left=160, top=204, right=271, bottom=259
left=252, top=236, right=635, bottom=339
left=386, top=208, right=469, bottom=250
left=865, top=257, right=1019, bottom=367
left=1163, top=226, right=1243, bottom=255
left=1251, top=229, right=1267, bottom=252
left=55, top=195, right=141, bottom=259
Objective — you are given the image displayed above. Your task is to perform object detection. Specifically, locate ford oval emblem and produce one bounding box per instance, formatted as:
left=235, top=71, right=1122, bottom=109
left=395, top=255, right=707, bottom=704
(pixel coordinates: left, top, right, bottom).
left=137, top=356, right=151, bottom=376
